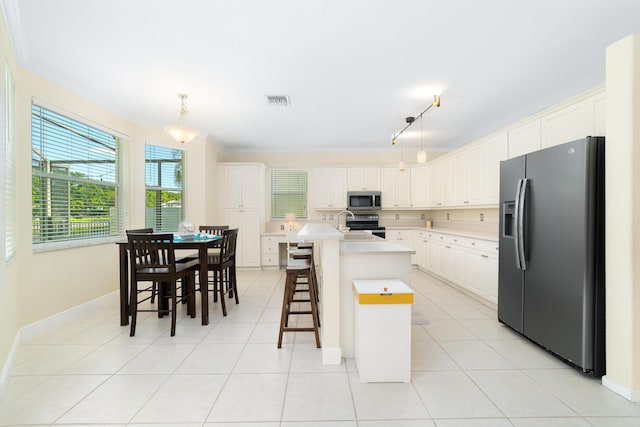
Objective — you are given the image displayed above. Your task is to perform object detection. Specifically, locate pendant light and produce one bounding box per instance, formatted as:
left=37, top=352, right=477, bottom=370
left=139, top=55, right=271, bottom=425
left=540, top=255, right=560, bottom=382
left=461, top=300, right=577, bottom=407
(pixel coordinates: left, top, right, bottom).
left=164, top=93, right=199, bottom=144
left=417, top=113, right=427, bottom=163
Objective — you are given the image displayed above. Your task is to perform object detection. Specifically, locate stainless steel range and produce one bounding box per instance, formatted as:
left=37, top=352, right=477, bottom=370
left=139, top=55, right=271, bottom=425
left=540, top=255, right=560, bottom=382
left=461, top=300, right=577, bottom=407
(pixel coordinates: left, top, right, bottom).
left=346, top=214, right=386, bottom=239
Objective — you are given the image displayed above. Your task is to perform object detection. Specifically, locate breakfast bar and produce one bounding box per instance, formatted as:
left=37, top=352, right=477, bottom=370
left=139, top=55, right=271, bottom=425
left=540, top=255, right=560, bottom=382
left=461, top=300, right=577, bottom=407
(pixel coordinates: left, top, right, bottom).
left=297, top=223, right=415, bottom=365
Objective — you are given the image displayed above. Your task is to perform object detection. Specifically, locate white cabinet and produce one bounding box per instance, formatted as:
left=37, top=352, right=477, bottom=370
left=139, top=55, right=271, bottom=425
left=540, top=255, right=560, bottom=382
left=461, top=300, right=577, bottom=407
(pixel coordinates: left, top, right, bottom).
left=440, top=157, right=455, bottom=206
left=541, top=101, right=588, bottom=149
left=508, top=119, right=541, bottom=158
left=223, top=208, right=261, bottom=267
left=221, top=164, right=262, bottom=209
left=417, top=229, right=499, bottom=304
left=453, top=151, right=470, bottom=206
left=219, top=163, right=265, bottom=268
left=429, top=161, right=442, bottom=208
left=260, top=235, right=281, bottom=267
left=314, top=168, right=347, bottom=209
left=386, top=229, right=415, bottom=264
left=467, top=133, right=508, bottom=205
left=410, top=164, right=430, bottom=208
left=586, top=91, right=606, bottom=136
left=381, top=168, right=411, bottom=209
left=463, top=239, right=499, bottom=303
left=347, top=167, right=380, bottom=191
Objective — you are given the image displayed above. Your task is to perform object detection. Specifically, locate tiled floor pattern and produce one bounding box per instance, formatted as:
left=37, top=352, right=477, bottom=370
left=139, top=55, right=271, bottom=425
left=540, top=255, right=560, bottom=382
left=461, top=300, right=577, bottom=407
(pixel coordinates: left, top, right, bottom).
left=1, top=268, right=639, bottom=426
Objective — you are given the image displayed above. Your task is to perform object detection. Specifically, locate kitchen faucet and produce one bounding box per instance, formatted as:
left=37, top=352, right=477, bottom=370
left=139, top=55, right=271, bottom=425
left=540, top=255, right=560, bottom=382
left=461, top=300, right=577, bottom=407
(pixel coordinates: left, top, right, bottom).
left=336, top=210, right=355, bottom=230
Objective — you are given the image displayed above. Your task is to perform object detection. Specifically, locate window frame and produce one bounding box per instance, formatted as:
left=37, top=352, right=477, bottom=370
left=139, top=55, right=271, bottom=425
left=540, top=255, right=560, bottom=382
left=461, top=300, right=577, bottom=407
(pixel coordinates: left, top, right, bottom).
left=3, top=63, right=15, bottom=263
left=144, top=143, right=185, bottom=232
left=31, top=100, right=129, bottom=252
left=270, top=168, right=308, bottom=220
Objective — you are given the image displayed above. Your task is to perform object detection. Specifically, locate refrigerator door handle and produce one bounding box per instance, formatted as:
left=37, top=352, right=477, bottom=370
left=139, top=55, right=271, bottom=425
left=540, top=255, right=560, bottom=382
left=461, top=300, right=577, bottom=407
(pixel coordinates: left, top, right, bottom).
left=514, top=179, right=523, bottom=270
left=517, top=178, right=529, bottom=270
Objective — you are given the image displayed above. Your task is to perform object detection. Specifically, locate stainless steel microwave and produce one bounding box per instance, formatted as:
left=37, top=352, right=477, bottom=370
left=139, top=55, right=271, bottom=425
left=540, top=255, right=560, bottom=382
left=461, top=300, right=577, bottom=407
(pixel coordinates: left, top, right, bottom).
left=347, top=191, right=382, bottom=211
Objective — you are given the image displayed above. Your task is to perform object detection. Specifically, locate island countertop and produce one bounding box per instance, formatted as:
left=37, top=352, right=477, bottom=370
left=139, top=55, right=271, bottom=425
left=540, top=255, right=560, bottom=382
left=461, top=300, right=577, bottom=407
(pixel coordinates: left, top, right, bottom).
left=297, top=222, right=343, bottom=240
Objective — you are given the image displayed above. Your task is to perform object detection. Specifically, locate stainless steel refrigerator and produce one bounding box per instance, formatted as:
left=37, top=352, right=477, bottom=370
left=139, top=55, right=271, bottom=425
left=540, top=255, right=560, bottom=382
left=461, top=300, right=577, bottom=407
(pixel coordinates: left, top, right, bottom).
left=498, top=136, right=605, bottom=376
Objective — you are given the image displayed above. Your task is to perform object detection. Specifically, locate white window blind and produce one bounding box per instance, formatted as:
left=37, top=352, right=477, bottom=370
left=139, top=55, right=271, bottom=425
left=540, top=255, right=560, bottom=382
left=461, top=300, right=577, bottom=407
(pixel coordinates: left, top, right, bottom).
left=145, top=144, right=184, bottom=231
left=271, top=169, right=308, bottom=219
left=5, top=65, right=15, bottom=263
left=31, top=103, right=127, bottom=247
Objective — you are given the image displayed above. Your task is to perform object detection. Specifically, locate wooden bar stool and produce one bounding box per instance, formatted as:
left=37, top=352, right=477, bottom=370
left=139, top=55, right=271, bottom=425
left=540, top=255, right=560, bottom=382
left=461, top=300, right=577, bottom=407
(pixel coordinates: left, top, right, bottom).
left=278, top=260, right=321, bottom=348
left=290, top=246, right=319, bottom=304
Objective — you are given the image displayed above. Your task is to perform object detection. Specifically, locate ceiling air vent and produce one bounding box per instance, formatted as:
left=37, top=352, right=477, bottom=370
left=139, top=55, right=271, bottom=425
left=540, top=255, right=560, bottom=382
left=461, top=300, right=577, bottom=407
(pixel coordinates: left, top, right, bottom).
left=265, top=95, right=290, bottom=106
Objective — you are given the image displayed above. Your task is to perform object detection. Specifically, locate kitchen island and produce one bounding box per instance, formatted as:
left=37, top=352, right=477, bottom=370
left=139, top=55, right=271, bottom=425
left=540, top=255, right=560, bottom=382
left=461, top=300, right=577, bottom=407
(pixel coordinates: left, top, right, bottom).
left=297, top=224, right=414, bottom=364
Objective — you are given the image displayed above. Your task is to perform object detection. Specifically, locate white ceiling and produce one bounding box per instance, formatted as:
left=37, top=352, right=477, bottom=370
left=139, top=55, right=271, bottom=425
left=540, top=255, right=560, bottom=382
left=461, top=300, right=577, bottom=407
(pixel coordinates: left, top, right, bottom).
left=2, top=0, right=640, bottom=153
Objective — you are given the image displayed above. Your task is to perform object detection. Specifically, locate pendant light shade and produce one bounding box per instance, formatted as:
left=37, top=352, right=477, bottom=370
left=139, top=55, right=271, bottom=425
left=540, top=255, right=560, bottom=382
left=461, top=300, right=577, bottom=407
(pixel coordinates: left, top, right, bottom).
left=164, top=93, right=199, bottom=144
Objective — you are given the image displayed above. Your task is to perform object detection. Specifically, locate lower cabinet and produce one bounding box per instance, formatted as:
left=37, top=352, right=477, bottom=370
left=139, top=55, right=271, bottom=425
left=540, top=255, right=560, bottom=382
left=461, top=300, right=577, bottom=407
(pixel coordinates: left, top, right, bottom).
left=223, top=208, right=261, bottom=267
left=417, top=230, right=498, bottom=304
left=260, top=235, right=281, bottom=267
left=386, top=229, right=416, bottom=264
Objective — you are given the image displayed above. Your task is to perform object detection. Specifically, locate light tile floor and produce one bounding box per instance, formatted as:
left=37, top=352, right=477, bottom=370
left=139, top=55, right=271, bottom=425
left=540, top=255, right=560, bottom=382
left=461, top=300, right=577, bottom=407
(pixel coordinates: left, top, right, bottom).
left=1, top=268, right=639, bottom=426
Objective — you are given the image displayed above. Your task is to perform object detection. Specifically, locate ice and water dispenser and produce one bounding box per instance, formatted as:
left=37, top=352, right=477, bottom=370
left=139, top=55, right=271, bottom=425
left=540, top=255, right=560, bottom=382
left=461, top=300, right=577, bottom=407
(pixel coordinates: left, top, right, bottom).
left=503, top=201, right=515, bottom=238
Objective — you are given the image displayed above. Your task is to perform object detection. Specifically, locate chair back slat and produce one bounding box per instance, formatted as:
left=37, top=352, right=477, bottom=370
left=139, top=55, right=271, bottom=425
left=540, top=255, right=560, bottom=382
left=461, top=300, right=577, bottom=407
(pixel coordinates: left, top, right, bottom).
left=199, top=225, right=229, bottom=236
left=128, top=233, right=176, bottom=274
left=223, top=228, right=238, bottom=262
left=126, top=227, right=153, bottom=235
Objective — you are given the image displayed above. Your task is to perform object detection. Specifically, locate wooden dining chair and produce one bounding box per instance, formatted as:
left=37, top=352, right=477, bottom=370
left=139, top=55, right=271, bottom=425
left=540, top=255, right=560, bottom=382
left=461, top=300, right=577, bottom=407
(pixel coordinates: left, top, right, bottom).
left=203, top=228, right=239, bottom=316
left=126, top=228, right=157, bottom=302
left=127, top=233, right=199, bottom=336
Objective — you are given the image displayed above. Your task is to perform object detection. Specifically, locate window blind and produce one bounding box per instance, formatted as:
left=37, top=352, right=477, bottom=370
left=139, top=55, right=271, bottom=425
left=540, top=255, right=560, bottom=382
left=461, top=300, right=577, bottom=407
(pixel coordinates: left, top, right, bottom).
left=271, top=169, right=308, bottom=219
left=5, top=65, right=15, bottom=262
left=145, top=144, right=184, bottom=231
left=31, top=103, right=127, bottom=246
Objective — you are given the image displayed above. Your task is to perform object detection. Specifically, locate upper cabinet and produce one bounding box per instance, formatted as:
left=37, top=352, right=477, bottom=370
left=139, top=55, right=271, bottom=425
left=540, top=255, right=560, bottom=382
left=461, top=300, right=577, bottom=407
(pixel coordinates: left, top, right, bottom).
left=347, top=167, right=381, bottom=191
left=541, top=101, right=588, bottom=149
left=508, top=119, right=541, bottom=158
left=586, top=91, right=606, bottom=137
left=314, top=167, right=347, bottom=210
left=410, top=164, right=430, bottom=208
left=381, top=167, right=411, bottom=208
left=221, top=163, right=265, bottom=209
left=429, top=161, right=442, bottom=208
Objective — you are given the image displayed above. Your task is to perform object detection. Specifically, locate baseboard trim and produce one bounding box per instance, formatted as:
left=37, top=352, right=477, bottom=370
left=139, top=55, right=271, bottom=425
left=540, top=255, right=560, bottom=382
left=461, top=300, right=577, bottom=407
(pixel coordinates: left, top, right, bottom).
left=602, top=375, right=640, bottom=402
left=19, top=291, right=118, bottom=341
left=0, top=331, right=21, bottom=402
left=322, top=347, right=342, bottom=365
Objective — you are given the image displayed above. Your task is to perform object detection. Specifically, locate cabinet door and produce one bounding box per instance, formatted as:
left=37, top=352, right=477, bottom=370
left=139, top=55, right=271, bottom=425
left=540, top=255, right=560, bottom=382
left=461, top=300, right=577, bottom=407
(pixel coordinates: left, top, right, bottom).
left=314, top=168, right=333, bottom=208
left=410, top=165, right=429, bottom=208
left=315, top=168, right=346, bottom=209
left=541, top=101, right=587, bottom=149
left=483, top=133, right=508, bottom=204
left=436, top=243, right=450, bottom=279
left=429, top=161, right=442, bottom=207
left=222, top=166, right=245, bottom=208
left=396, top=169, right=412, bottom=207
left=450, top=245, right=465, bottom=285
left=484, top=253, right=498, bottom=303
left=240, top=209, right=261, bottom=267
left=426, top=240, right=438, bottom=272
left=587, top=91, right=606, bottom=137
left=347, top=167, right=380, bottom=191
left=508, top=119, right=541, bottom=158
left=466, top=144, right=485, bottom=204
left=441, top=157, right=455, bottom=206
left=330, top=168, right=348, bottom=208
left=453, top=151, right=469, bottom=205
left=380, top=168, right=396, bottom=208
left=240, top=166, right=260, bottom=208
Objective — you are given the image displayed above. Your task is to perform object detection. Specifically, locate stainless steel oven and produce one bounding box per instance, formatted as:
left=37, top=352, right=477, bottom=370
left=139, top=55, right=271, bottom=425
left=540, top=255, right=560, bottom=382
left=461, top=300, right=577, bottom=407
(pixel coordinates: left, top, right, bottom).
left=346, top=214, right=386, bottom=239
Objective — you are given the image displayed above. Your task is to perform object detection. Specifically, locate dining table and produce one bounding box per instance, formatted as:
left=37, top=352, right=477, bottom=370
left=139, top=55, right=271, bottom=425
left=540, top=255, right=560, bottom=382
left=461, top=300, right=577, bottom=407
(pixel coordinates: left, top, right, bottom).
left=117, top=234, right=222, bottom=326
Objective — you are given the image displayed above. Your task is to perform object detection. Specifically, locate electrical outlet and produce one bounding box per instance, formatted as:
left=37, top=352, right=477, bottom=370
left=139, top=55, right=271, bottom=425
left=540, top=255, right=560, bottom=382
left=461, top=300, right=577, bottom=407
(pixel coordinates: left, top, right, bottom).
left=446, top=213, right=450, bottom=221
left=329, top=214, right=333, bottom=220
left=395, top=214, right=399, bottom=220
left=421, top=214, right=425, bottom=220
left=322, top=214, right=326, bottom=220
left=280, top=224, right=285, bottom=230
left=480, top=213, right=484, bottom=222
